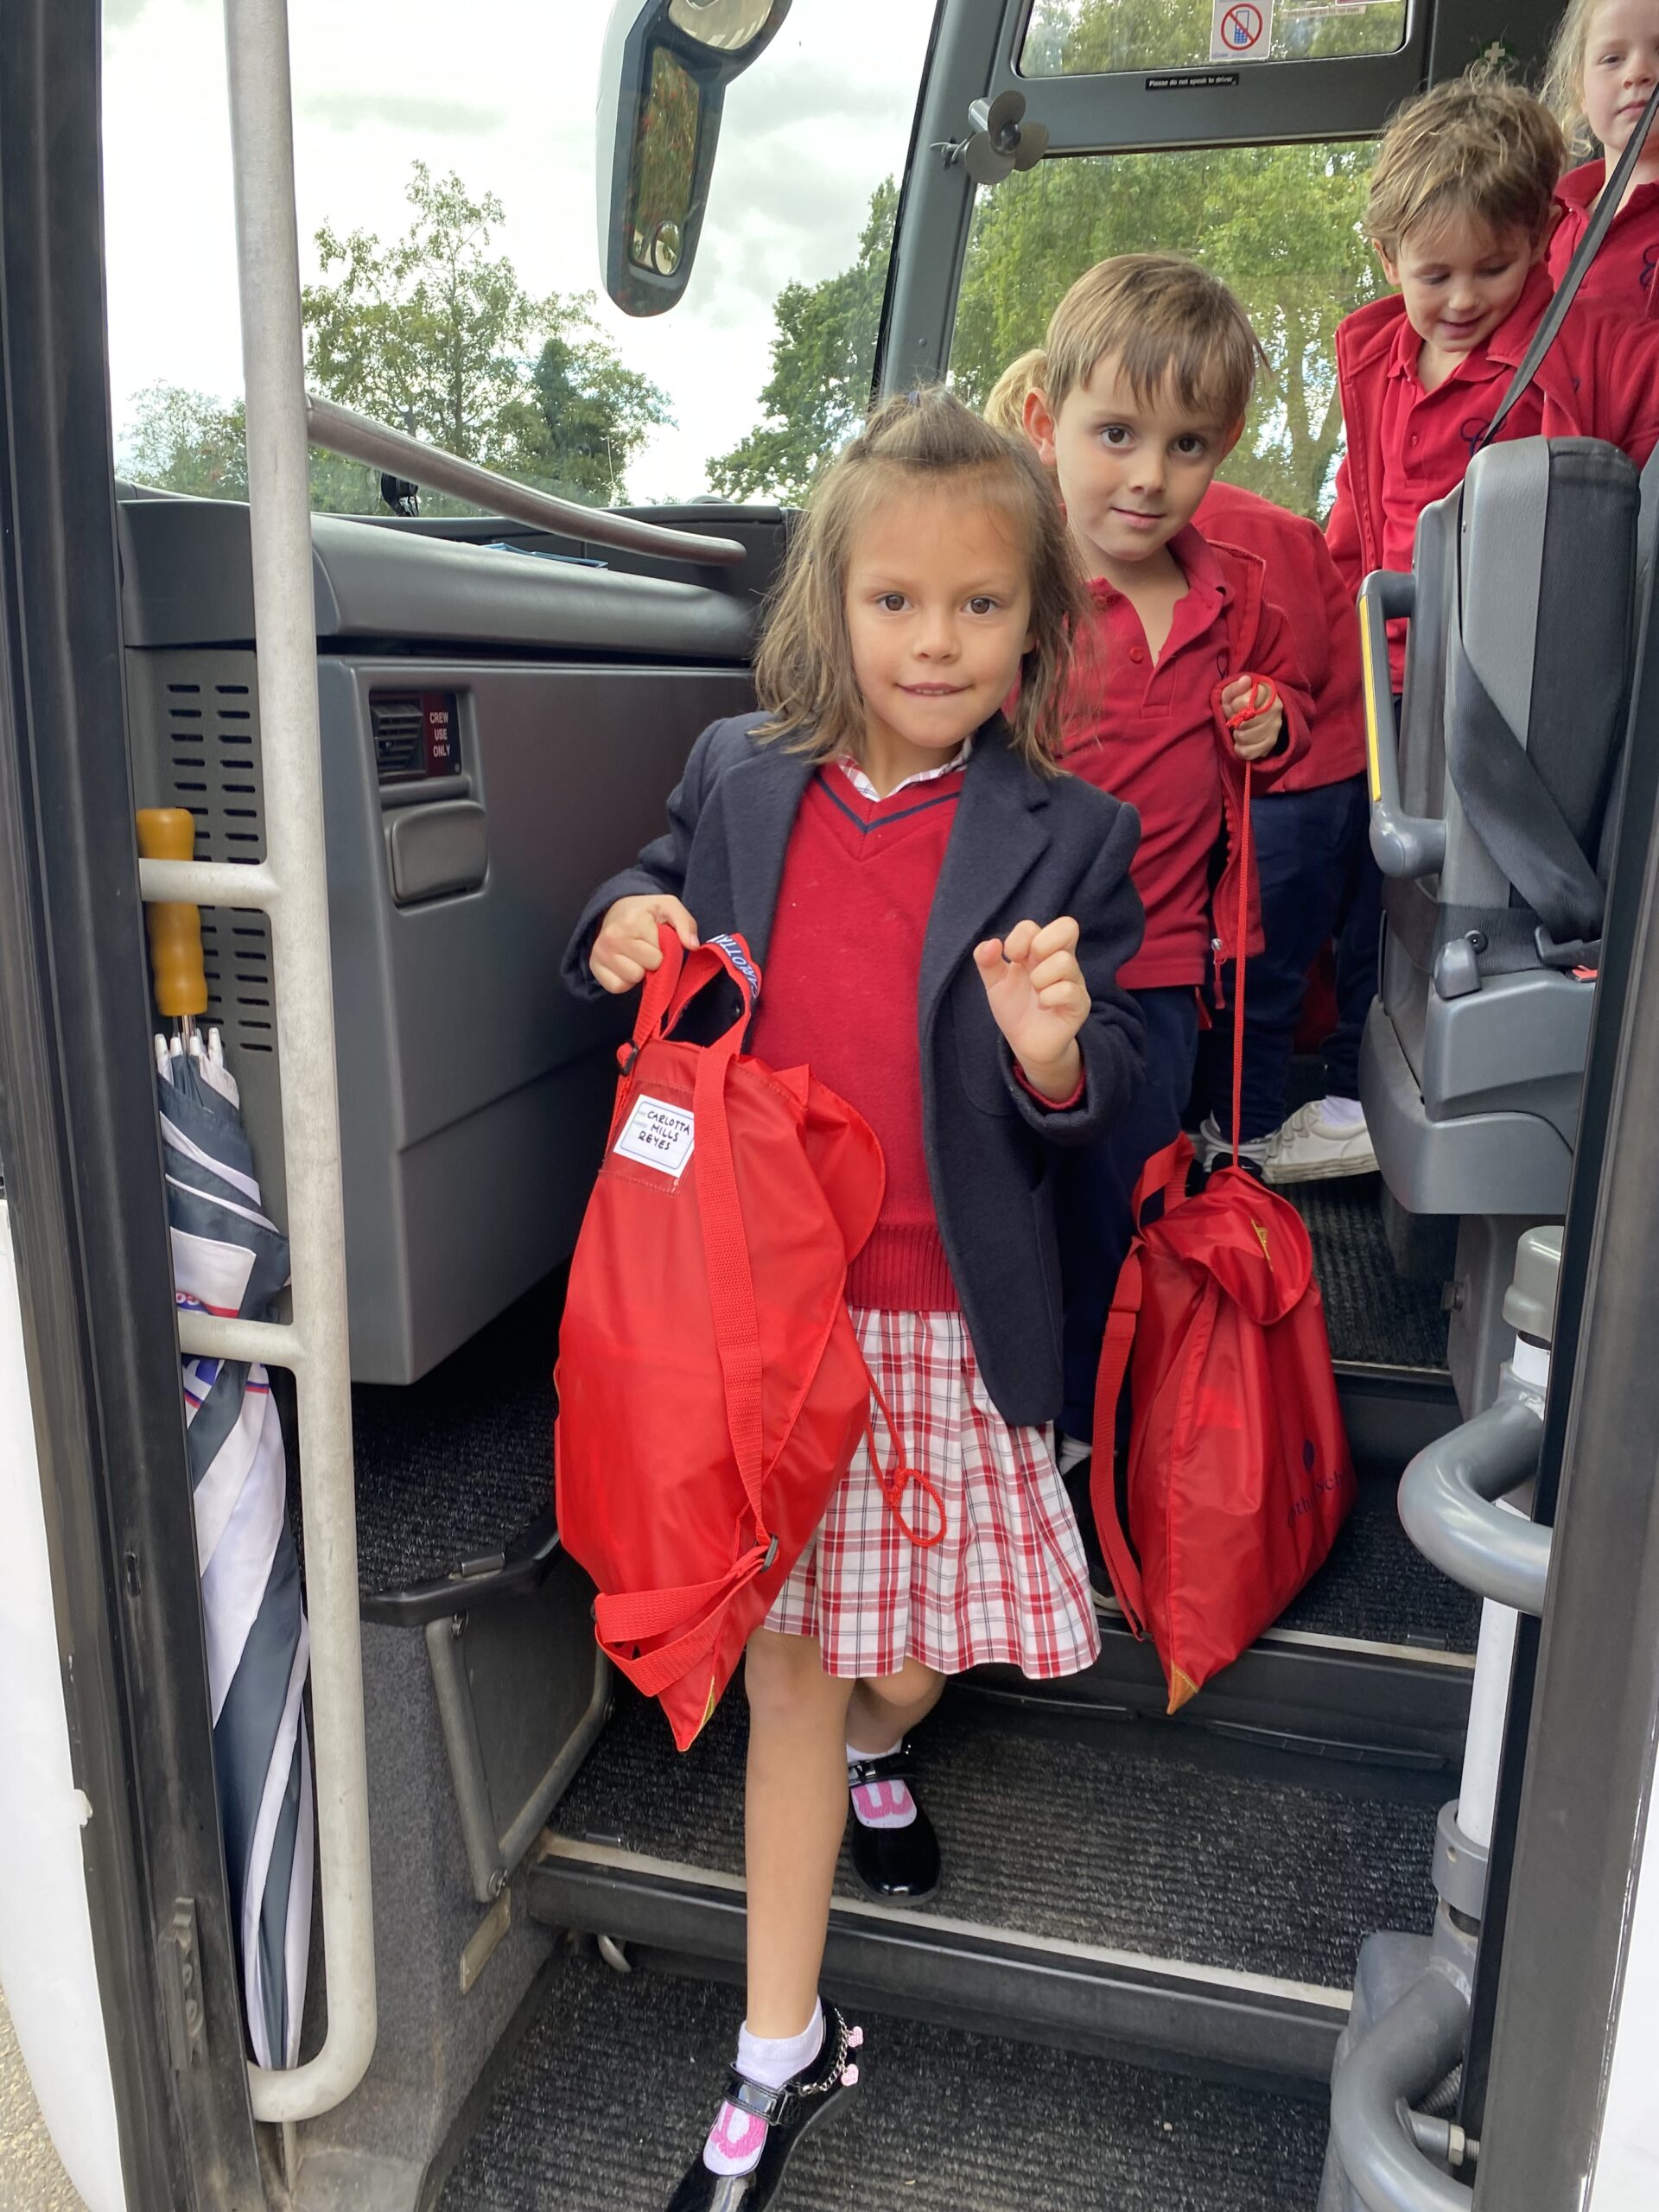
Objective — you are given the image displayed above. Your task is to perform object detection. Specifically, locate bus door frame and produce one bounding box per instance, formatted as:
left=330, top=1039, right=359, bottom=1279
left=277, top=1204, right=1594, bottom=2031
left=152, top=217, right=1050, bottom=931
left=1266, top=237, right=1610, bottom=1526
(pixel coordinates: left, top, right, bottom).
left=0, top=6, right=263, bottom=2204
left=1463, top=499, right=1659, bottom=2203
left=877, top=0, right=1564, bottom=394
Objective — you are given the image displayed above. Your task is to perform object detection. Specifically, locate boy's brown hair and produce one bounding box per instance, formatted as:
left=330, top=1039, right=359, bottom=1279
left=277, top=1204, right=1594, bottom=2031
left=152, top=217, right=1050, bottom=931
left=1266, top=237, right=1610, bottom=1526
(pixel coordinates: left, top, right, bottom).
left=1031, top=253, right=1263, bottom=427
left=1366, top=71, right=1567, bottom=257
left=753, top=385, right=1088, bottom=775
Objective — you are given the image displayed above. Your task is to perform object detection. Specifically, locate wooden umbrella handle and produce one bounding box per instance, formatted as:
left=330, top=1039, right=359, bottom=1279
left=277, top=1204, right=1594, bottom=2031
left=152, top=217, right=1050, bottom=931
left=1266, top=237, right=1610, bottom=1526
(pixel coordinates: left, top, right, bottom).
left=135, top=808, right=208, bottom=1020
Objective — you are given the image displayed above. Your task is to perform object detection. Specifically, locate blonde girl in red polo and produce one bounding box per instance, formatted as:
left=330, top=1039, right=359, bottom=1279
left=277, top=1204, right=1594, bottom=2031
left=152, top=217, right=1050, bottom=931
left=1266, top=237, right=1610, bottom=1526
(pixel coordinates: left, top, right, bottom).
left=565, top=387, right=1147, bottom=2211
left=1546, top=0, right=1659, bottom=319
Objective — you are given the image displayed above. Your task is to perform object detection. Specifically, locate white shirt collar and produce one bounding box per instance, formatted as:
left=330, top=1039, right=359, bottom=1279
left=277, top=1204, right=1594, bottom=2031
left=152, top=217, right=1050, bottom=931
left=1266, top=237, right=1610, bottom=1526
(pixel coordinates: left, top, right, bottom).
left=835, top=734, right=975, bottom=804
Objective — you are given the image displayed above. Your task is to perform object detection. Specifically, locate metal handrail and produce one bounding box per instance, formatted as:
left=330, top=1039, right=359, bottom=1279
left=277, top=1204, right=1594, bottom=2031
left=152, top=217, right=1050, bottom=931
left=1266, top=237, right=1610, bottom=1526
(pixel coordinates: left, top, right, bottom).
left=1397, top=1385, right=1552, bottom=1618
left=1330, top=1963, right=1474, bottom=2212
left=303, top=392, right=747, bottom=568
left=209, top=0, right=374, bottom=2124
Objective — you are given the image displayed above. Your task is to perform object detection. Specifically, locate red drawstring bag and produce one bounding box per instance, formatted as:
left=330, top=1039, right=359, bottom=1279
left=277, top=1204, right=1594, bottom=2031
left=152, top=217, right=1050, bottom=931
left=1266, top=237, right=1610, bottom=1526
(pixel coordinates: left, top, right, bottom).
left=1090, top=752, right=1355, bottom=1711
left=555, top=929, right=941, bottom=1750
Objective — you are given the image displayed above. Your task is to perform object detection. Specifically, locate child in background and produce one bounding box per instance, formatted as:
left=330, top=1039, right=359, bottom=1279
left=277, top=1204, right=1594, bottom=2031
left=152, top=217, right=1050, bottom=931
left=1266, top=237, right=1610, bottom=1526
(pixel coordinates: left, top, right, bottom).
left=1018, top=253, right=1313, bottom=1455
left=986, top=352, right=1378, bottom=1183
left=1545, top=0, right=1659, bottom=319
left=568, top=388, right=1146, bottom=2212
left=1326, top=70, right=1659, bottom=694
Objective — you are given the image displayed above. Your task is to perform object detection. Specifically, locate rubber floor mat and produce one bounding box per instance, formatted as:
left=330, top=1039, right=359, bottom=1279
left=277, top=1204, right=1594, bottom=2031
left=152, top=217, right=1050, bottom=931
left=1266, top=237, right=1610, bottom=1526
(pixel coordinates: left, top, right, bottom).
left=349, top=1272, right=563, bottom=1595
left=556, top=1694, right=1436, bottom=1993
left=440, top=1955, right=1331, bottom=2212
left=1287, top=1177, right=1449, bottom=1371
left=1276, top=1471, right=1479, bottom=1649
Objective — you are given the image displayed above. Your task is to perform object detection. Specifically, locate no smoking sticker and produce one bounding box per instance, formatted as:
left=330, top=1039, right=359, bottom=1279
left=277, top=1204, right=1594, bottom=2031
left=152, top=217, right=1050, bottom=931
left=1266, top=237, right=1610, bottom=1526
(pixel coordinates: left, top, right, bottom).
left=1210, top=0, right=1274, bottom=60
left=613, top=1094, right=696, bottom=1179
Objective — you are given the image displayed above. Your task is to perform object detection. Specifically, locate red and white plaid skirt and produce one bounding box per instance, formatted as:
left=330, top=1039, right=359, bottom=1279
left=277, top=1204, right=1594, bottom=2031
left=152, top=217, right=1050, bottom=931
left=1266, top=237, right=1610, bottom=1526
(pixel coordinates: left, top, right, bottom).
left=766, top=1308, right=1101, bottom=1681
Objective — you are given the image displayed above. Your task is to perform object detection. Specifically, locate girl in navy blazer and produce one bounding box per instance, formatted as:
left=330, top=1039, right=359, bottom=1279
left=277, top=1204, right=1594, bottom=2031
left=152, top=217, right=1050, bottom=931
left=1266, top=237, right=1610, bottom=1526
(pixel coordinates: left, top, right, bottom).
left=567, top=388, right=1144, bottom=2212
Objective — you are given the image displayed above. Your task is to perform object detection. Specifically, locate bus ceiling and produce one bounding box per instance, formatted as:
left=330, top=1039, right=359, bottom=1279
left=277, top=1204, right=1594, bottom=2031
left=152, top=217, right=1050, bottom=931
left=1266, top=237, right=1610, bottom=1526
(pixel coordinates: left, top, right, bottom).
left=599, top=0, right=1573, bottom=391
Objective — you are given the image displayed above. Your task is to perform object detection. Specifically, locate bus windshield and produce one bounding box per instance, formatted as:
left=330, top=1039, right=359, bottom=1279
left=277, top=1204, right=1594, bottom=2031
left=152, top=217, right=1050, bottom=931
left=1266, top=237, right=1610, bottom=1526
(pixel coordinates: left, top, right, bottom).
left=100, top=0, right=935, bottom=513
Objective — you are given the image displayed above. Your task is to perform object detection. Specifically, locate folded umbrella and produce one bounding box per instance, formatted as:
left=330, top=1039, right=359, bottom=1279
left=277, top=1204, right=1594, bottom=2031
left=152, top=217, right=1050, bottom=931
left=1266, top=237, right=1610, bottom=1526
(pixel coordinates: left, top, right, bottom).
left=140, top=808, right=313, bottom=2069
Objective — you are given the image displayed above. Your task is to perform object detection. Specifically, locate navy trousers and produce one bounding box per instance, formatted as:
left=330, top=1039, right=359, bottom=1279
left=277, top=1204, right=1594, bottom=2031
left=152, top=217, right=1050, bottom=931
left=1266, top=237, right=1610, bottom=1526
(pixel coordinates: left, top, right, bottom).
left=1059, top=984, right=1201, bottom=1440
left=1198, top=772, right=1382, bottom=1144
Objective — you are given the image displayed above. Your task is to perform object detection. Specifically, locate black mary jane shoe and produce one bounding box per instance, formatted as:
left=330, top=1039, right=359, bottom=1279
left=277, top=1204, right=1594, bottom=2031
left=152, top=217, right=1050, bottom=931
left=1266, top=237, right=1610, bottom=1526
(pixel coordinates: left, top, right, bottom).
left=847, top=1741, right=942, bottom=1903
left=664, top=2003, right=862, bottom=2211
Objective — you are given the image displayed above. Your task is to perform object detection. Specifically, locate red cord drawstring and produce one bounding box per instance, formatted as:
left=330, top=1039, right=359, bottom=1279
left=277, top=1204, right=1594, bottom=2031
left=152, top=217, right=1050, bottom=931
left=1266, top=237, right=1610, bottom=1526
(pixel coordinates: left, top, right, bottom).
left=1223, top=677, right=1274, bottom=1174
left=861, top=1361, right=948, bottom=1548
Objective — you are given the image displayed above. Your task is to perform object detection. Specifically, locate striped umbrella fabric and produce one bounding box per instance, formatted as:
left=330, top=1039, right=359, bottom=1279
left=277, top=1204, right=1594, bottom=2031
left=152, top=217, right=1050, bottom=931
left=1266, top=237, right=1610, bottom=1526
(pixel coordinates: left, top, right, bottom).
left=158, top=1033, right=312, bottom=2070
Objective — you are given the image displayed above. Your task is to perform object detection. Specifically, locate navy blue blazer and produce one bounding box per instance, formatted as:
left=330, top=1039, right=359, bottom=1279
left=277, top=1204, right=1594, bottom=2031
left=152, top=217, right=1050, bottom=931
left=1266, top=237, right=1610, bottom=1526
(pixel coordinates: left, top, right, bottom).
left=564, top=713, right=1146, bottom=1425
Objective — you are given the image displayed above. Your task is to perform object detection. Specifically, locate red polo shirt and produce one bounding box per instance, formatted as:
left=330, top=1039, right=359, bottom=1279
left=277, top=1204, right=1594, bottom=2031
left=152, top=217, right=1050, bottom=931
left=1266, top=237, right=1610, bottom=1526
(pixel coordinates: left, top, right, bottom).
left=1059, top=525, right=1309, bottom=991
left=1197, top=481, right=1367, bottom=790
left=1550, top=161, right=1659, bottom=321
left=1326, top=267, right=1659, bottom=688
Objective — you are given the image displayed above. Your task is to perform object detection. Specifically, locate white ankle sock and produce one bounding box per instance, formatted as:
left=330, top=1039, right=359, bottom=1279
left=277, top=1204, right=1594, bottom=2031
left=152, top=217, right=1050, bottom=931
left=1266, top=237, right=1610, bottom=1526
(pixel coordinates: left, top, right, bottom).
left=846, top=1734, right=916, bottom=1830
left=1320, top=1095, right=1367, bottom=1128
left=702, top=2005, right=824, bottom=2177
left=1057, top=1432, right=1090, bottom=1476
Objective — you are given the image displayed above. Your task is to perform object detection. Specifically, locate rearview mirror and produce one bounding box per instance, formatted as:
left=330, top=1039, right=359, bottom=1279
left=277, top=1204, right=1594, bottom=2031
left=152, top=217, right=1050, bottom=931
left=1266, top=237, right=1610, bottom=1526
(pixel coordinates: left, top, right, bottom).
left=597, top=0, right=791, bottom=317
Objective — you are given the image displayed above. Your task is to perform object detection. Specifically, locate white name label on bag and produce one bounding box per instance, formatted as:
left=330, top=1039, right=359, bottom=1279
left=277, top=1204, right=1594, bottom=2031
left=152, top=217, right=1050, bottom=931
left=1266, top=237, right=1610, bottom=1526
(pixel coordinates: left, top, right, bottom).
left=613, top=1094, right=696, bottom=1179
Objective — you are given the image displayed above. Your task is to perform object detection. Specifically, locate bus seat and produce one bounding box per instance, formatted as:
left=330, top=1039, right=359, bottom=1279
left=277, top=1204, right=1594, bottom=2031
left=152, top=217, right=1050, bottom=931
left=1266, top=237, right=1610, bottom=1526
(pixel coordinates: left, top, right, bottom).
left=1361, top=439, right=1640, bottom=1414
left=118, top=493, right=759, bottom=1382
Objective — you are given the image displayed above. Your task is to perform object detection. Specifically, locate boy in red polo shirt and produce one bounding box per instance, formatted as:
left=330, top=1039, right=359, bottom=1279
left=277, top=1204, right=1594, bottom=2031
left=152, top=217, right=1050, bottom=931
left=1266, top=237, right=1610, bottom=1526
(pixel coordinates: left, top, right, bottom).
left=1327, top=69, right=1659, bottom=692
left=1021, top=252, right=1313, bottom=1452
left=988, top=354, right=1377, bottom=1184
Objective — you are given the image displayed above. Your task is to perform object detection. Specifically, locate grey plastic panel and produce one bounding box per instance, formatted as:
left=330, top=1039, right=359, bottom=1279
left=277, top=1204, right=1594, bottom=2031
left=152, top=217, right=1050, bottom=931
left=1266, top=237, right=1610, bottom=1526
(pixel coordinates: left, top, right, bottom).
left=385, top=800, right=488, bottom=906
left=1420, top=969, right=1595, bottom=1147
left=318, top=658, right=755, bottom=1382
left=1361, top=1002, right=1573, bottom=1219
left=124, top=645, right=289, bottom=1237
left=117, top=493, right=756, bottom=661
left=128, top=637, right=753, bottom=1382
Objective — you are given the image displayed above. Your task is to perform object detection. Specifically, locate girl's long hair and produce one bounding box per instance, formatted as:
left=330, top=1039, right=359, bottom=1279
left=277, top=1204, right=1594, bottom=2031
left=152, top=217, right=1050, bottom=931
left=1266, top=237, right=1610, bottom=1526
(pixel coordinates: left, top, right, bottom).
left=1542, top=0, right=1603, bottom=158
left=753, top=385, right=1087, bottom=775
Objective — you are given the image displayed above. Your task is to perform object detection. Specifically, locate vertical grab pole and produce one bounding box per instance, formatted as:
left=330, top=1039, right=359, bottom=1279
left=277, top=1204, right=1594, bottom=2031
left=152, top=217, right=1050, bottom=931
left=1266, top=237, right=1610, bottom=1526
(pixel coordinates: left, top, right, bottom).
left=222, top=0, right=376, bottom=2120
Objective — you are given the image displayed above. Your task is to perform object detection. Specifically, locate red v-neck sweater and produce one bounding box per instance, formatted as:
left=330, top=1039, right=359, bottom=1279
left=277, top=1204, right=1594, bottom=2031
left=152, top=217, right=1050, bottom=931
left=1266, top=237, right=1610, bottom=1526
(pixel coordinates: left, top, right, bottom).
left=747, top=761, right=964, bottom=1312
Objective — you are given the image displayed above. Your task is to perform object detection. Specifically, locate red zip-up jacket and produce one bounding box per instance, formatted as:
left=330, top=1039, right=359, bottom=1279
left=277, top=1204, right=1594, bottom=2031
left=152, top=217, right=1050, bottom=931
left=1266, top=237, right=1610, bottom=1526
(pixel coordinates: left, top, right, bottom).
left=1549, top=161, right=1659, bottom=322
left=1325, top=273, right=1659, bottom=601
left=1198, top=481, right=1366, bottom=791
left=1060, top=526, right=1311, bottom=991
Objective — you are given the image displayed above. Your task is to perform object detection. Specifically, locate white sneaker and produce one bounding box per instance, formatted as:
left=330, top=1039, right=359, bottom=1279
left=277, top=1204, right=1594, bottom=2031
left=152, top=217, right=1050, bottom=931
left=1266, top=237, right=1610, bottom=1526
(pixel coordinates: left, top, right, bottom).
left=1194, top=1114, right=1271, bottom=1173
left=1263, top=1100, right=1378, bottom=1184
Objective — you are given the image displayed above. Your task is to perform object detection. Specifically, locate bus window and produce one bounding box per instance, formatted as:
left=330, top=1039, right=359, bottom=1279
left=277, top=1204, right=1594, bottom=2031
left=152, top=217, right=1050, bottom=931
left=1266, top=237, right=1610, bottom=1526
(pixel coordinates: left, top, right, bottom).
left=1020, top=0, right=1410, bottom=73
left=99, top=1, right=935, bottom=518
left=950, top=143, right=1384, bottom=518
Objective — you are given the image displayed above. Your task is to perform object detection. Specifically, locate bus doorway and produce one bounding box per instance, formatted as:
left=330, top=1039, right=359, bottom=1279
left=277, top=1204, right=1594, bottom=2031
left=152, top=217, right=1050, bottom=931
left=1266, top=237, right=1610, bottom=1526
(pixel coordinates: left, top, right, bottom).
left=5, top=1, right=1659, bottom=2208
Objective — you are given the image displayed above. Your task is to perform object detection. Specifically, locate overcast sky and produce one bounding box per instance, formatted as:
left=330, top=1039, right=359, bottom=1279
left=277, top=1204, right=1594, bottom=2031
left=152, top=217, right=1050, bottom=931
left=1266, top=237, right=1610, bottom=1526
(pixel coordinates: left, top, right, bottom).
left=101, top=0, right=937, bottom=502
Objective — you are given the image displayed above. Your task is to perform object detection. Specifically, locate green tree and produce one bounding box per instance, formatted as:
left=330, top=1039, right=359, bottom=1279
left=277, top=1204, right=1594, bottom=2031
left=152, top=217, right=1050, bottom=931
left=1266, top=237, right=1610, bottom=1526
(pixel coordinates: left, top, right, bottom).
left=123, top=167, right=673, bottom=512
left=709, top=0, right=1395, bottom=517
left=120, top=384, right=249, bottom=499
left=708, top=180, right=898, bottom=502
left=303, top=162, right=552, bottom=472
left=527, top=309, right=673, bottom=504
left=302, top=165, right=671, bottom=505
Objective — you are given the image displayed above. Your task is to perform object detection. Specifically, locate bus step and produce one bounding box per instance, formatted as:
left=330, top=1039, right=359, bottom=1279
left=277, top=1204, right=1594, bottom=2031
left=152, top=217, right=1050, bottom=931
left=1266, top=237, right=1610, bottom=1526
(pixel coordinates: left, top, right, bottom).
left=526, top=1839, right=1348, bottom=2086
left=439, top=1953, right=1333, bottom=2209
left=529, top=1690, right=1440, bottom=2084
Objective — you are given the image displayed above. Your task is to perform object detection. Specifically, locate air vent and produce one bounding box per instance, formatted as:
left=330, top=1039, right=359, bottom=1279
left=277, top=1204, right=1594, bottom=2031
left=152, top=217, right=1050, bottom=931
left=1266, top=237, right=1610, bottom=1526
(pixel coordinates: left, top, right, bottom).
left=372, top=695, right=425, bottom=782
left=371, top=691, right=462, bottom=785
